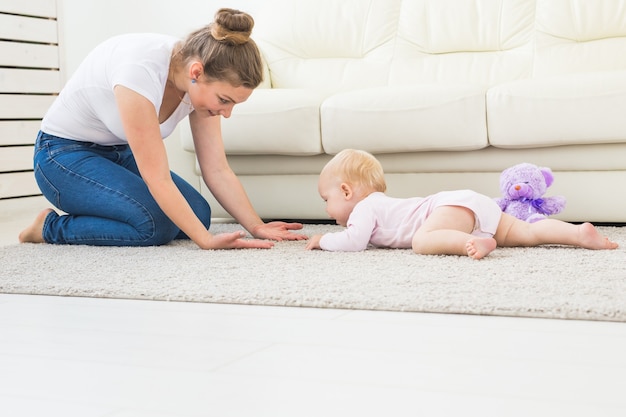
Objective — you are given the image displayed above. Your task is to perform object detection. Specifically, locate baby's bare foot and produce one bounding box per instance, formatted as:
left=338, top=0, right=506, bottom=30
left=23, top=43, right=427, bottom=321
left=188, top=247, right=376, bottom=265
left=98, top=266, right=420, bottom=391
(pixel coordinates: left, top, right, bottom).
left=18, top=208, right=53, bottom=243
left=578, top=222, right=618, bottom=250
left=466, top=237, right=497, bottom=260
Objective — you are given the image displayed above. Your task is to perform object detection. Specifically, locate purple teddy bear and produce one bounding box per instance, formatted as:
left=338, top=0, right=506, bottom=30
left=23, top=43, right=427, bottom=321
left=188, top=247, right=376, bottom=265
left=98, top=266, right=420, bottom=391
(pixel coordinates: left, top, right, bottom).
left=494, top=162, right=567, bottom=223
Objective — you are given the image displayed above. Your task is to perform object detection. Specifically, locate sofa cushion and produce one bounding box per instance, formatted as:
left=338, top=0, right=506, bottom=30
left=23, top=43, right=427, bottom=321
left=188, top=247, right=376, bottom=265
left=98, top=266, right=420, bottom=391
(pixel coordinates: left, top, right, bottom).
left=390, top=0, right=535, bottom=86
left=487, top=70, right=626, bottom=148
left=320, top=84, right=488, bottom=154
left=534, top=0, right=626, bottom=77
left=253, top=0, right=400, bottom=91
left=219, top=88, right=326, bottom=155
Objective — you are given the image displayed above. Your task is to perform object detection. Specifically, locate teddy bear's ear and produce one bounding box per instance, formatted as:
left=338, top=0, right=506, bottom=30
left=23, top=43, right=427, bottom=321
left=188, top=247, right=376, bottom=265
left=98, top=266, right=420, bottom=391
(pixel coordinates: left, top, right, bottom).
left=540, top=167, right=554, bottom=187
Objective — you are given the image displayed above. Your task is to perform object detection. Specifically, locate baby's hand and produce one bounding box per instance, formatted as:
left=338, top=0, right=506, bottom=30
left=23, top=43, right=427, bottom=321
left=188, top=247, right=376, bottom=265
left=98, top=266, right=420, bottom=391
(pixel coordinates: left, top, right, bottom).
left=305, top=234, right=323, bottom=250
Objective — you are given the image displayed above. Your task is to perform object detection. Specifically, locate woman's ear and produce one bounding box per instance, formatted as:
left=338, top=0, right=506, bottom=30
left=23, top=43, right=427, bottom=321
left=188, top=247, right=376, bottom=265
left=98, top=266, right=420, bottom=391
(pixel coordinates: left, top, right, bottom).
left=189, top=61, right=204, bottom=81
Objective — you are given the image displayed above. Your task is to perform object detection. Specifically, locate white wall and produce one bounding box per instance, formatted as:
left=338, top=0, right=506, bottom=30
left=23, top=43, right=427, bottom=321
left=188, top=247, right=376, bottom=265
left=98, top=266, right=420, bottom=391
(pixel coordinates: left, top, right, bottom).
left=58, top=0, right=262, bottom=76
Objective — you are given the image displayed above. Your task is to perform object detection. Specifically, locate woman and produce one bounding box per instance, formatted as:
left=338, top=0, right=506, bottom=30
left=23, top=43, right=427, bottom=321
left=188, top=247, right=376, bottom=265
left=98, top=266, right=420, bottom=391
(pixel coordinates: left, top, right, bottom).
left=19, top=8, right=306, bottom=249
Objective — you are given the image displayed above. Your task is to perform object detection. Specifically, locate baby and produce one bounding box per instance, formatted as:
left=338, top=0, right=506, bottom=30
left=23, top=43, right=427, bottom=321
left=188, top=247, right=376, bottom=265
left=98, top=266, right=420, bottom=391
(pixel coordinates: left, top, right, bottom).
left=305, top=149, right=618, bottom=259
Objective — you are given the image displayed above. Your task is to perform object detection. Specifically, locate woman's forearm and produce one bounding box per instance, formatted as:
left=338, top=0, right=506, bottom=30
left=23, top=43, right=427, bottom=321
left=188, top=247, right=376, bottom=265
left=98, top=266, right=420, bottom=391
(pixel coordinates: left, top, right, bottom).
left=203, top=168, right=264, bottom=234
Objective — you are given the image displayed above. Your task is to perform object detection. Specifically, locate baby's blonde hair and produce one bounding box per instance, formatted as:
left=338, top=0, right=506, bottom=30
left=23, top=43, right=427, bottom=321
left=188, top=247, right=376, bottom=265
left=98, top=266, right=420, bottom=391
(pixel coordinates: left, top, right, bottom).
left=322, top=149, right=387, bottom=193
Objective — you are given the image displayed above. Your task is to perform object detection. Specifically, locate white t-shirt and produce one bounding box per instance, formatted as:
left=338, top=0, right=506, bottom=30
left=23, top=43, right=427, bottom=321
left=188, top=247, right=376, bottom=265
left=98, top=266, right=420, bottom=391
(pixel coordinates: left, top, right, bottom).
left=41, top=33, right=193, bottom=145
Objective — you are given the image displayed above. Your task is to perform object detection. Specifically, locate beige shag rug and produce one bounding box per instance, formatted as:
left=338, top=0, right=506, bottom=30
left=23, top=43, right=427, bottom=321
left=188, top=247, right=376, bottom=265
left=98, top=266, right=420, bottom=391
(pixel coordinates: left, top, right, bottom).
left=1, top=223, right=625, bottom=322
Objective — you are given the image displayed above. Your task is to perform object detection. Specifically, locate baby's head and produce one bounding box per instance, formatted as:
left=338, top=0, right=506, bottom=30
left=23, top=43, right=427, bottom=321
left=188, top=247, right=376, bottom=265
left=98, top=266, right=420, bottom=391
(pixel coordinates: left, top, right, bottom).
left=318, top=149, right=386, bottom=226
left=321, top=149, right=387, bottom=194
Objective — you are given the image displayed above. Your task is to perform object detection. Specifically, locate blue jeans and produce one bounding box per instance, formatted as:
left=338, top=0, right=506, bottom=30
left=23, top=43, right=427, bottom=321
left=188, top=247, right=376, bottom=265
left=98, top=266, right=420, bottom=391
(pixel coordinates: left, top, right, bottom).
left=33, top=131, right=212, bottom=246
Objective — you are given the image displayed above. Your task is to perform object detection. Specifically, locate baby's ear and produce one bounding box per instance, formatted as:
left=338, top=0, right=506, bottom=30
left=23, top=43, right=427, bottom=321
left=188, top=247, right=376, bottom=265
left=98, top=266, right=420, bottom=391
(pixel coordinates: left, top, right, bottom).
left=340, top=183, right=353, bottom=199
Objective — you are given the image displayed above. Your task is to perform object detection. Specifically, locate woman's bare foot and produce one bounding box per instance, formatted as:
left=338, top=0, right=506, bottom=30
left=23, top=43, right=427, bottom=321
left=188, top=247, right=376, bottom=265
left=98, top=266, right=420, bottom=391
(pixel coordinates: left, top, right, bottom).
left=578, top=222, right=619, bottom=250
left=18, top=208, right=54, bottom=243
left=466, top=237, right=497, bottom=260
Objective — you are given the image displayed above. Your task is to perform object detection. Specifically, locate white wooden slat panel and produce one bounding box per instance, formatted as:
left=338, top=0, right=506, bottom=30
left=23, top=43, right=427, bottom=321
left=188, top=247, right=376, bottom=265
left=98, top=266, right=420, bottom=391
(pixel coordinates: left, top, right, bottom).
left=0, top=171, right=39, bottom=198
left=0, top=41, right=59, bottom=68
left=1, top=1, right=57, bottom=200
left=0, top=121, right=40, bottom=146
left=0, top=13, right=58, bottom=44
left=0, top=95, right=56, bottom=119
left=0, top=68, right=62, bottom=93
left=0, top=0, right=57, bottom=18
left=0, top=146, right=33, bottom=171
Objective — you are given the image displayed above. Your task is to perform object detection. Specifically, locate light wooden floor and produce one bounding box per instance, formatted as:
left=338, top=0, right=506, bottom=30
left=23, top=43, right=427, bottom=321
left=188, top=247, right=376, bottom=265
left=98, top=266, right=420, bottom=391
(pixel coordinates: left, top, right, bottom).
left=1, top=196, right=626, bottom=417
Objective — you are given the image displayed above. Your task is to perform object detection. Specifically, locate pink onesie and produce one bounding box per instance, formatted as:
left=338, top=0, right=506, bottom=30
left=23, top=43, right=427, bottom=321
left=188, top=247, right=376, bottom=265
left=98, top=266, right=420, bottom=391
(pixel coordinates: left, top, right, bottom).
left=319, top=189, right=503, bottom=251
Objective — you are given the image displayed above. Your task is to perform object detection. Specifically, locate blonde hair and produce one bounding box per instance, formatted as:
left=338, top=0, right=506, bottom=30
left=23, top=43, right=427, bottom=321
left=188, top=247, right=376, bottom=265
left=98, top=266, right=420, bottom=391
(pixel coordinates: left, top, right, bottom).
left=322, top=149, right=387, bottom=193
left=177, top=8, right=263, bottom=88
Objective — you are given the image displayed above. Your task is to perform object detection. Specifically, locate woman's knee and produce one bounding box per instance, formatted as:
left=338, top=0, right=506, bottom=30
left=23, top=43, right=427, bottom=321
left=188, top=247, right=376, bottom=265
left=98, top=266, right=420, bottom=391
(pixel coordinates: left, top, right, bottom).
left=127, top=206, right=179, bottom=246
left=149, top=200, right=212, bottom=243
left=136, top=220, right=178, bottom=246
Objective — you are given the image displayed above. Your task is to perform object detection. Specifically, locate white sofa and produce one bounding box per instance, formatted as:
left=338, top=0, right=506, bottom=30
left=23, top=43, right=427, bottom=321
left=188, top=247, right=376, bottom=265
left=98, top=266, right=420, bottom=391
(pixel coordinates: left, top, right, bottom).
left=174, top=0, right=626, bottom=222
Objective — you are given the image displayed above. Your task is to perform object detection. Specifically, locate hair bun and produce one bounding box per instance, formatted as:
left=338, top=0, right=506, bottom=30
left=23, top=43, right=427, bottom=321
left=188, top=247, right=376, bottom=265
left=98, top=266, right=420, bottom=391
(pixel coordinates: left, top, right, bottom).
left=210, top=8, right=254, bottom=45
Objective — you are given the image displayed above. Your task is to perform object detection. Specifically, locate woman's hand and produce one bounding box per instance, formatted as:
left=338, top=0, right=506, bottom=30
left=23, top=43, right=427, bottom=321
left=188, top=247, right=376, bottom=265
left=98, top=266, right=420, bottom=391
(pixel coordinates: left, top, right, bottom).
left=251, top=221, right=308, bottom=241
left=200, top=231, right=275, bottom=250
